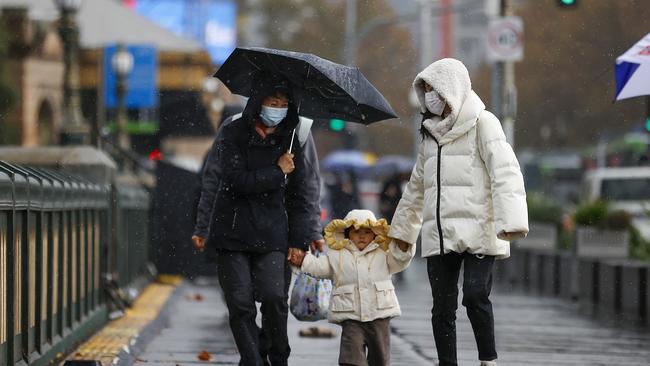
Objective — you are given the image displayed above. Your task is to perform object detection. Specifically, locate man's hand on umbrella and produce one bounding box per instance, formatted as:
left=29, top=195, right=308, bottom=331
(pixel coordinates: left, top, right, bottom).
left=278, top=152, right=295, bottom=174
left=191, top=235, right=206, bottom=252
left=310, top=239, right=325, bottom=253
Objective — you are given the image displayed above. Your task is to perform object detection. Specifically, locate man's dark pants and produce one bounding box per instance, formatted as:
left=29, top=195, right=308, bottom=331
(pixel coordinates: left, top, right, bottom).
left=427, top=251, right=497, bottom=366
left=216, top=250, right=291, bottom=366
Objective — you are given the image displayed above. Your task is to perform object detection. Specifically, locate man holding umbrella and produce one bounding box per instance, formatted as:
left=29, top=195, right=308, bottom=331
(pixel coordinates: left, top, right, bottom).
left=192, top=72, right=320, bottom=366
left=193, top=47, right=398, bottom=365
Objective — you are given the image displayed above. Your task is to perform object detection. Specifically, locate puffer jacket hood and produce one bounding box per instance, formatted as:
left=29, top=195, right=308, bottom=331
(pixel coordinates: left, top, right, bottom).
left=414, top=58, right=473, bottom=141
left=414, top=58, right=471, bottom=116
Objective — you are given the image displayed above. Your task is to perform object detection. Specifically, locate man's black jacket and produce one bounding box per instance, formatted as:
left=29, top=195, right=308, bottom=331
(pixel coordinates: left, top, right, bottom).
left=193, top=112, right=319, bottom=253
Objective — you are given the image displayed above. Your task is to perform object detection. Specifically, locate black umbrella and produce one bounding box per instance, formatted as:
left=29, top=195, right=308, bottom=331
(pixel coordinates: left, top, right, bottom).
left=214, top=47, right=397, bottom=124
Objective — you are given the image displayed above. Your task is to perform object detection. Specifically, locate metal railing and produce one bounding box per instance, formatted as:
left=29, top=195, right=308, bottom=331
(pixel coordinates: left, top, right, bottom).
left=0, top=160, right=151, bottom=366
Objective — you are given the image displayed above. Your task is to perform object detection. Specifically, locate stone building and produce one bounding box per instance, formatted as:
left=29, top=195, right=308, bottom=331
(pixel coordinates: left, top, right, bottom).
left=0, top=0, right=217, bottom=150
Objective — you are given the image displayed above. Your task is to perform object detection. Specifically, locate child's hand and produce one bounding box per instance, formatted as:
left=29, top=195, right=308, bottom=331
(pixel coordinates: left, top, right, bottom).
left=288, top=248, right=306, bottom=266
left=394, top=238, right=410, bottom=252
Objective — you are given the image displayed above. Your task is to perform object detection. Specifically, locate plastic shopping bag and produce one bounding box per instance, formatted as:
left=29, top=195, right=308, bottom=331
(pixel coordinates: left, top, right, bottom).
left=289, top=269, right=332, bottom=321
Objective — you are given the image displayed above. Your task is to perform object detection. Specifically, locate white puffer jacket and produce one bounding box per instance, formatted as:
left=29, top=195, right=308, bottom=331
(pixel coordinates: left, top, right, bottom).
left=301, top=241, right=414, bottom=323
left=389, top=59, right=529, bottom=259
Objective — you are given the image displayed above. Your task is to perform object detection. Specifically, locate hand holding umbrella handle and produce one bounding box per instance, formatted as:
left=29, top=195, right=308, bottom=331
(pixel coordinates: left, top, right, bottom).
left=278, top=152, right=295, bottom=175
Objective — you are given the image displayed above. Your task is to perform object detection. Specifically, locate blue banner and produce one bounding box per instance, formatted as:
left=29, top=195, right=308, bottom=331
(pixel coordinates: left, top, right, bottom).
left=135, top=0, right=237, bottom=65
left=104, top=44, right=158, bottom=109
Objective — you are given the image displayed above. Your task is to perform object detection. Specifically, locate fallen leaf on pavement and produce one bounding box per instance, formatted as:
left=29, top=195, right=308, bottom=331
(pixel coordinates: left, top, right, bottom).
left=194, top=293, right=204, bottom=302
left=197, top=350, right=212, bottom=361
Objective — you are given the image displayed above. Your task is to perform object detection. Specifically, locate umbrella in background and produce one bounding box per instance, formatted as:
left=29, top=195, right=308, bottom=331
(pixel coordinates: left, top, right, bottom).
left=615, top=32, right=650, bottom=101
left=322, top=150, right=376, bottom=173
left=372, top=155, right=415, bottom=176
left=215, top=47, right=397, bottom=124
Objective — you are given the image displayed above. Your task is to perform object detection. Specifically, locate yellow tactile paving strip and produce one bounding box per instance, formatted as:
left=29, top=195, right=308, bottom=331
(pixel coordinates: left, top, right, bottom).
left=64, top=276, right=181, bottom=366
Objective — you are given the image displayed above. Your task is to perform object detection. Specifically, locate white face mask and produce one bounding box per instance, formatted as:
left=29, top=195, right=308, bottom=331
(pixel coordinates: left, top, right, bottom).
left=260, top=105, right=288, bottom=127
left=424, top=91, right=446, bottom=116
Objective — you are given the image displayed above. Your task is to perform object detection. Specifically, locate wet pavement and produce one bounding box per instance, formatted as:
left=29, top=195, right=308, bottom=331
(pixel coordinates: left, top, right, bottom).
left=135, top=258, right=650, bottom=366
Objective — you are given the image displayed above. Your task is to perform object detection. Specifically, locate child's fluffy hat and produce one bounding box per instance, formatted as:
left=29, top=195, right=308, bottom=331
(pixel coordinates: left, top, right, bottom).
left=324, top=209, right=390, bottom=251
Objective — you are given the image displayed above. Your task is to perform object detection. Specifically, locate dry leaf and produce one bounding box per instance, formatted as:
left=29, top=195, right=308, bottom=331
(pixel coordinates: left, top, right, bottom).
left=197, top=350, right=212, bottom=361
left=194, top=293, right=204, bottom=302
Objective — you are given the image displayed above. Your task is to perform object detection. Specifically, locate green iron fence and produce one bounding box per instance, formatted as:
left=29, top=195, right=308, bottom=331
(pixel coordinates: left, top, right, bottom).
left=0, top=160, right=151, bottom=366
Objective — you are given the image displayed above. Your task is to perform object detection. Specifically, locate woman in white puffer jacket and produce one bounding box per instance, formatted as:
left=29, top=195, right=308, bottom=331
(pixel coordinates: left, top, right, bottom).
left=389, top=58, right=528, bottom=366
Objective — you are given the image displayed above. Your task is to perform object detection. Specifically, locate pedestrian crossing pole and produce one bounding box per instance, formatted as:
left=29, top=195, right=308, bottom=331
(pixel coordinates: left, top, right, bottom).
left=490, top=0, right=519, bottom=148
left=502, top=0, right=517, bottom=148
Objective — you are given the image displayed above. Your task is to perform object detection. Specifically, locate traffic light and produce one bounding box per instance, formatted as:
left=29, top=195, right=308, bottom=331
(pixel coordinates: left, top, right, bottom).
left=645, top=117, right=650, bottom=133
left=329, top=118, right=345, bottom=132
left=557, top=0, right=578, bottom=7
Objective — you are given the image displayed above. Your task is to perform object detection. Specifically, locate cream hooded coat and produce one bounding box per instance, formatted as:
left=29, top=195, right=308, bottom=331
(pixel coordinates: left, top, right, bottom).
left=389, top=59, right=528, bottom=259
left=301, top=210, right=415, bottom=324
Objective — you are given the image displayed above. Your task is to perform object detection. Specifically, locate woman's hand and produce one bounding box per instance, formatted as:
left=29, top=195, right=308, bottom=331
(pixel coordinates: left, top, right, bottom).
left=277, top=152, right=295, bottom=174
left=191, top=235, right=206, bottom=252
left=499, top=231, right=525, bottom=241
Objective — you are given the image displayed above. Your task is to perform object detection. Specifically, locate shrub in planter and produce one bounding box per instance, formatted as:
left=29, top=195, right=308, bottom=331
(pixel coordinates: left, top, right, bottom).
left=527, top=193, right=563, bottom=225
left=629, top=226, right=650, bottom=260
left=573, top=200, right=608, bottom=227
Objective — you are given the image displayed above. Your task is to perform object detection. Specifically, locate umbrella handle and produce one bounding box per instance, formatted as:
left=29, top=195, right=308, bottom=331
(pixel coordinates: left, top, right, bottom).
left=285, top=128, right=296, bottom=179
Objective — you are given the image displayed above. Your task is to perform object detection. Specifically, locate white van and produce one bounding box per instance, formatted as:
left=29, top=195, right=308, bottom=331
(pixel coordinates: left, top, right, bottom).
left=581, top=167, right=650, bottom=239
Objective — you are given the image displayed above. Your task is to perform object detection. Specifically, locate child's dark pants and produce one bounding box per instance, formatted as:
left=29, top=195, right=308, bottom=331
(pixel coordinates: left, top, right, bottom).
left=338, top=318, right=391, bottom=366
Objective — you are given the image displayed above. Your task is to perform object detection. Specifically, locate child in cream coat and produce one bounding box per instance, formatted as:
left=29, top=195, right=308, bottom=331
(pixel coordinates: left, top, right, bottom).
left=290, top=209, right=415, bottom=366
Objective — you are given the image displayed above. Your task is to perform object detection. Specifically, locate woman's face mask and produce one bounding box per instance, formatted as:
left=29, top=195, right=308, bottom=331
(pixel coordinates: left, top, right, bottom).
left=260, top=105, right=288, bottom=127
left=424, top=91, right=446, bottom=116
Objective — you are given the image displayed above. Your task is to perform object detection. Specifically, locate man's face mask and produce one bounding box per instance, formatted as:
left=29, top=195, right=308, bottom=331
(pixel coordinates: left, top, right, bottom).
left=260, top=105, right=288, bottom=127
left=425, top=91, right=446, bottom=116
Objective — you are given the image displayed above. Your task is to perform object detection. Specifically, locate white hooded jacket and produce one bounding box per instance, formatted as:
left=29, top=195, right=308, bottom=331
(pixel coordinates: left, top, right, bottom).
left=301, top=210, right=415, bottom=323
left=389, top=59, right=528, bottom=259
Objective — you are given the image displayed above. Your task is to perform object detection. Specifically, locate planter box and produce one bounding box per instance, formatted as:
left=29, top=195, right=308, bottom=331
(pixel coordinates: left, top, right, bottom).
left=576, top=226, right=629, bottom=258
left=515, top=222, right=557, bottom=252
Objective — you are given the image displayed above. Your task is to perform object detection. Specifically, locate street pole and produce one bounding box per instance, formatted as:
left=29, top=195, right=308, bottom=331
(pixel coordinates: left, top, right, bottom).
left=502, top=0, right=517, bottom=149
left=500, top=0, right=517, bottom=147
left=113, top=44, right=132, bottom=154
left=57, top=1, right=89, bottom=145
left=420, top=0, right=435, bottom=69
left=344, top=0, right=357, bottom=67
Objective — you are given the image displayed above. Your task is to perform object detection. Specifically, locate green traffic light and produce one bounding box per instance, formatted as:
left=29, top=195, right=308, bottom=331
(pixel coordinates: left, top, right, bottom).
left=557, top=0, right=577, bottom=6
left=646, top=118, right=650, bottom=132
left=329, top=119, right=345, bottom=131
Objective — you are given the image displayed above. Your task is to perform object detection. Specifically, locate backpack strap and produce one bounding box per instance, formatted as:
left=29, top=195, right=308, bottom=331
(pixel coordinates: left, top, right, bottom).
left=296, top=116, right=313, bottom=147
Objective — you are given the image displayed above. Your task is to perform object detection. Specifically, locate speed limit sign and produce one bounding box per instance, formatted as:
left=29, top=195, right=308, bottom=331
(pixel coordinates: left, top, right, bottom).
left=486, top=16, right=524, bottom=62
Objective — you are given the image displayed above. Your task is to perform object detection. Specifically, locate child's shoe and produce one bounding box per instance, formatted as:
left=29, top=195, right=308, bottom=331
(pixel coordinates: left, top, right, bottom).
left=480, top=361, right=497, bottom=366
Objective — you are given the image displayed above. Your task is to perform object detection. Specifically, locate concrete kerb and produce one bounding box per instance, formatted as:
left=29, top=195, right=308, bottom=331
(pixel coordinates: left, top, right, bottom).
left=114, top=280, right=188, bottom=366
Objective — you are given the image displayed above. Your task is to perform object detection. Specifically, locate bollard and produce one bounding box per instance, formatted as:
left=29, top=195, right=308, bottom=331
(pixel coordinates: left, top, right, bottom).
left=620, top=262, right=649, bottom=323
left=577, top=257, right=599, bottom=306
left=598, top=260, right=623, bottom=319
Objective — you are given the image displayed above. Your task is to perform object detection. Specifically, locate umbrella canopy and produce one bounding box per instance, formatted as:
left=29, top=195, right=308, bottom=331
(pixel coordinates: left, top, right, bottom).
left=372, top=155, right=415, bottom=176
left=615, top=32, right=650, bottom=101
left=215, top=47, right=397, bottom=124
left=322, top=150, right=376, bottom=173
